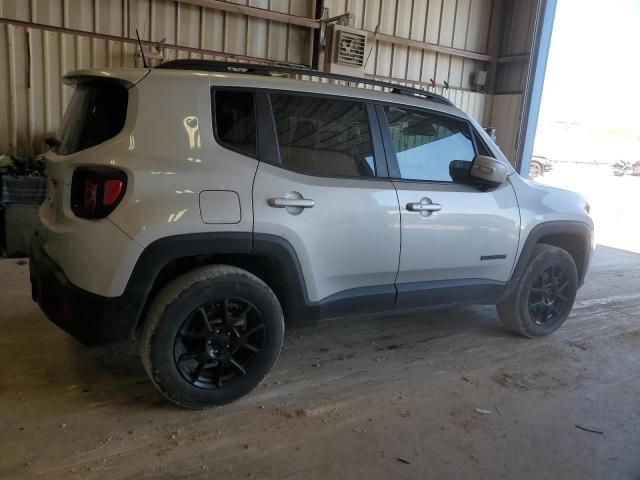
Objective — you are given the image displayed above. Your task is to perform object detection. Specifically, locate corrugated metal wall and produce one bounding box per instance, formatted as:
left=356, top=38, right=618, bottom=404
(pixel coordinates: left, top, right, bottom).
left=325, top=0, right=493, bottom=89
left=0, top=0, right=538, bottom=161
left=0, top=0, right=316, bottom=155
left=488, top=0, right=538, bottom=161
left=323, top=0, right=492, bottom=135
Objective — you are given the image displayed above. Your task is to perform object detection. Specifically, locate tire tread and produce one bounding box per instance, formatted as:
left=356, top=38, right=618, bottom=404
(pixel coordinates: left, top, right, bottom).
left=139, top=264, right=283, bottom=409
left=497, top=244, right=577, bottom=338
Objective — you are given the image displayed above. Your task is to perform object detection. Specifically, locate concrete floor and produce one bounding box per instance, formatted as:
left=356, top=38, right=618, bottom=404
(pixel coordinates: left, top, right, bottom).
left=1, top=164, right=639, bottom=479
left=1, top=244, right=639, bottom=479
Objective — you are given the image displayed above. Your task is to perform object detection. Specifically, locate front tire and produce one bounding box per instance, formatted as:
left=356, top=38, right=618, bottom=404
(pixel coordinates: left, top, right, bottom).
left=497, top=244, right=578, bottom=337
left=139, top=265, right=284, bottom=409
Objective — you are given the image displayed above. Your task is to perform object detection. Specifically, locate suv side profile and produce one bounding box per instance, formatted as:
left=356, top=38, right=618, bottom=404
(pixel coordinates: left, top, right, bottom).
left=30, top=60, right=594, bottom=408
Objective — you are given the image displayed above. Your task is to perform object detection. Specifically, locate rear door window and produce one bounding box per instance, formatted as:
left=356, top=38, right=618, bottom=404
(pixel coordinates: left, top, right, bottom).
left=213, top=90, right=257, bottom=156
left=55, top=82, right=128, bottom=155
left=269, top=94, right=376, bottom=178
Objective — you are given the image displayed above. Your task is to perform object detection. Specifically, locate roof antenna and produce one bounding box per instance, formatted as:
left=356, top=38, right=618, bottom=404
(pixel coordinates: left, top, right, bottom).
left=135, top=29, right=148, bottom=68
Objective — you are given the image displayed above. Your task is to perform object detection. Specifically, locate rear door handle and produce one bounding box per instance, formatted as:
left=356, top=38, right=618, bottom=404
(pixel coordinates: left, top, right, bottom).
left=268, top=197, right=315, bottom=208
left=406, top=202, right=441, bottom=212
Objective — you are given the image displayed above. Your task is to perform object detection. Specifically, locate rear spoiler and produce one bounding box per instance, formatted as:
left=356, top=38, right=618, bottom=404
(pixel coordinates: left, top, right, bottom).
left=63, top=69, right=150, bottom=88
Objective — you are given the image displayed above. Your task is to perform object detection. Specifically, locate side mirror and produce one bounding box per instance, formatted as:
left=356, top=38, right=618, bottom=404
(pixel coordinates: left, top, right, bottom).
left=469, top=155, right=508, bottom=187
left=449, top=160, right=472, bottom=183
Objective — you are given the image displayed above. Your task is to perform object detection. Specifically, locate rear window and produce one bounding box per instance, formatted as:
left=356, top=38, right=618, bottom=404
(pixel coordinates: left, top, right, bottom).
left=213, top=90, right=257, bottom=156
left=55, top=82, right=128, bottom=155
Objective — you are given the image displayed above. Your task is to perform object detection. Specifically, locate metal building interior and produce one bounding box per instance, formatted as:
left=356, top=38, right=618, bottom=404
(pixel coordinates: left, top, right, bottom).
left=1, top=0, right=547, bottom=166
left=1, top=1, right=639, bottom=478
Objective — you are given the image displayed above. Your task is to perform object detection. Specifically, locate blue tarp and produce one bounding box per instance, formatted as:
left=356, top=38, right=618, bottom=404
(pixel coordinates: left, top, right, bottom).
left=1, top=175, right=47, bottom=204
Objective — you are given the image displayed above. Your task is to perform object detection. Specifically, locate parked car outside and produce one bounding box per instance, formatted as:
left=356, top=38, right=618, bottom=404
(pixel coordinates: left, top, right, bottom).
left=613, top=160, right=640, bottom=176
left=529, top=155, right=553, bottom=178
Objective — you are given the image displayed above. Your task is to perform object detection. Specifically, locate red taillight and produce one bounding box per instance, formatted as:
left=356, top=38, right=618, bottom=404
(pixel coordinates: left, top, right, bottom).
left=103, top=179, right=124, bottom=206
left=71, top=168, right=127, bottom=218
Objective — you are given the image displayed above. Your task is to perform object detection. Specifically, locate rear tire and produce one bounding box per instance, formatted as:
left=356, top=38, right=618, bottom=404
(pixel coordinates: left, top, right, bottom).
left=139, top=265, right=284, bottom=409
left=497, top=244, right=578, bottom=337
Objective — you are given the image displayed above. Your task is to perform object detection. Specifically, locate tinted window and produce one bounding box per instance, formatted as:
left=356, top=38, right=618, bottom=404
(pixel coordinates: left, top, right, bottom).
left=55, top=82, right=128, bottom=155
left=384, top=106, right=476, bottom=182
left=270, top=94, right=376, bottom=177
left=214, top=90, right=257, bottom=156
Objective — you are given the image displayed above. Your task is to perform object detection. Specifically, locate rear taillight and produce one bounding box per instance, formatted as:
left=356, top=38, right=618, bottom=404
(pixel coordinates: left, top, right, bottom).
left=71, top=167, right=127, bottom=218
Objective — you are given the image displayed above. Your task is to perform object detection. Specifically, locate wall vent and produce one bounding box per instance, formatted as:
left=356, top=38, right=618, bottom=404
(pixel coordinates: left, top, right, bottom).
left=324, top=24, right=367, bottom=77
left=336, top=30, right=366, bottom=67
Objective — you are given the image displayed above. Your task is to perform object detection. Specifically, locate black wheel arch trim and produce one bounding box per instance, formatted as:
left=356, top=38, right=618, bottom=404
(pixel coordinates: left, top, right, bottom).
left=124, top=232, right=396, bottom=328
left=125, top=232, right=253, bottom=295
left=33, top=228, right=536, bottom=346
left=250, top=233, right=398, bottom=320
left=499, top=220, right=592, bottom=302
left=128, top=232, right=509, bottom=327
left=121, top=232, right=253, bottom=336
left=131, top=227, right=589, bottom=327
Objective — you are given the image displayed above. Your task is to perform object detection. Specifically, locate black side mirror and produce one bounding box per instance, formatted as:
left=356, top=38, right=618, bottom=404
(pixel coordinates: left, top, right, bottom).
left=449, top=160, right=473, bottom=183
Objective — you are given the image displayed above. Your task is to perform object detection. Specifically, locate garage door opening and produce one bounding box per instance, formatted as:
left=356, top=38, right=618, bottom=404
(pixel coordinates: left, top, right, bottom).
left=531, top=0, right=640, bottom=253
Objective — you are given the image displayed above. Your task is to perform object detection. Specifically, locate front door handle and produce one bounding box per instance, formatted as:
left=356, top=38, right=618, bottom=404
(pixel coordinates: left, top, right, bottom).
left=268, top=197, right=315, bottom=208
left=406, top=197, right=441, bottom=217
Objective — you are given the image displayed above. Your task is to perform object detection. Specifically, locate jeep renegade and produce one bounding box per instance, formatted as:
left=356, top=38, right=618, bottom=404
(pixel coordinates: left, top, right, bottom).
left=30, top=60, right=594, bottom=408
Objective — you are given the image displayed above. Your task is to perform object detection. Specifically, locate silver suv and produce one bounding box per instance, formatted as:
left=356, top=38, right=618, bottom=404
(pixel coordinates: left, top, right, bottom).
left=30, top=60, right=594, bottom=408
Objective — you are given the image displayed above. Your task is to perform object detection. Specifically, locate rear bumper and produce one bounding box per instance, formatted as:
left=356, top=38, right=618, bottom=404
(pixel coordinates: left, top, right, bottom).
left=30, top=234, right=142, bottom=346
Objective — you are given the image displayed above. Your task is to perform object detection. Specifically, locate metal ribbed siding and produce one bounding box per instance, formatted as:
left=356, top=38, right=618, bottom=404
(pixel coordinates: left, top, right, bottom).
left=1, top=0, right=506, bottom=155
left=488, top=93, right=522, bottom=161
left=325, top=0, right=493, bottom=89
left=488, top=0, right=539, bottom=163
left=322, top=0, right=492, bottom=126
left=0, top=0, right=316, bottom=154
left=495, top=0, right=537, bottom=94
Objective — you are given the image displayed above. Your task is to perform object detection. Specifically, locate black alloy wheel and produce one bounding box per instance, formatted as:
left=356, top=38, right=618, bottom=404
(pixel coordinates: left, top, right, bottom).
left=527, top=264, right=571, bottom=326
left=174, top=298, right=266, bottom=389
left=139, top=265, right=284, bottom=408
left=497, top=244, right=578, bottom=337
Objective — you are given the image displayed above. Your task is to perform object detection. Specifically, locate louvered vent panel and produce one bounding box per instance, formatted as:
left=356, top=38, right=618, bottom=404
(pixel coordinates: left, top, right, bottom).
left=336, top=31, right=366, bottom=67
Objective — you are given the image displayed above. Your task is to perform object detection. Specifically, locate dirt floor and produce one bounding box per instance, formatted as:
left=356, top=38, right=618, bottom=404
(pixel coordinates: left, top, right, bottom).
left=1, top=164, right=639, bottom=479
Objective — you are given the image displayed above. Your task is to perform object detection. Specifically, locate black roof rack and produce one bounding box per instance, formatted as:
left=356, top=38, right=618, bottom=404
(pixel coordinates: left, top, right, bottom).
left=157, top=59, right=455, bottom=107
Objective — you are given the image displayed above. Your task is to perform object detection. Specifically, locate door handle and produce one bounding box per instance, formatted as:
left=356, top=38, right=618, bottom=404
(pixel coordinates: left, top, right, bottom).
left=406, top=202, right=441, bottom=212
left=406, top=197, right=441, bottom=217
left=268, top=197, right=315, bottom=208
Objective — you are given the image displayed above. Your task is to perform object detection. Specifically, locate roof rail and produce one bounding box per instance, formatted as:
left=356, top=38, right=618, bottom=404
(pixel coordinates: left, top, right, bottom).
left=156, top=59, right=455, bottom=107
